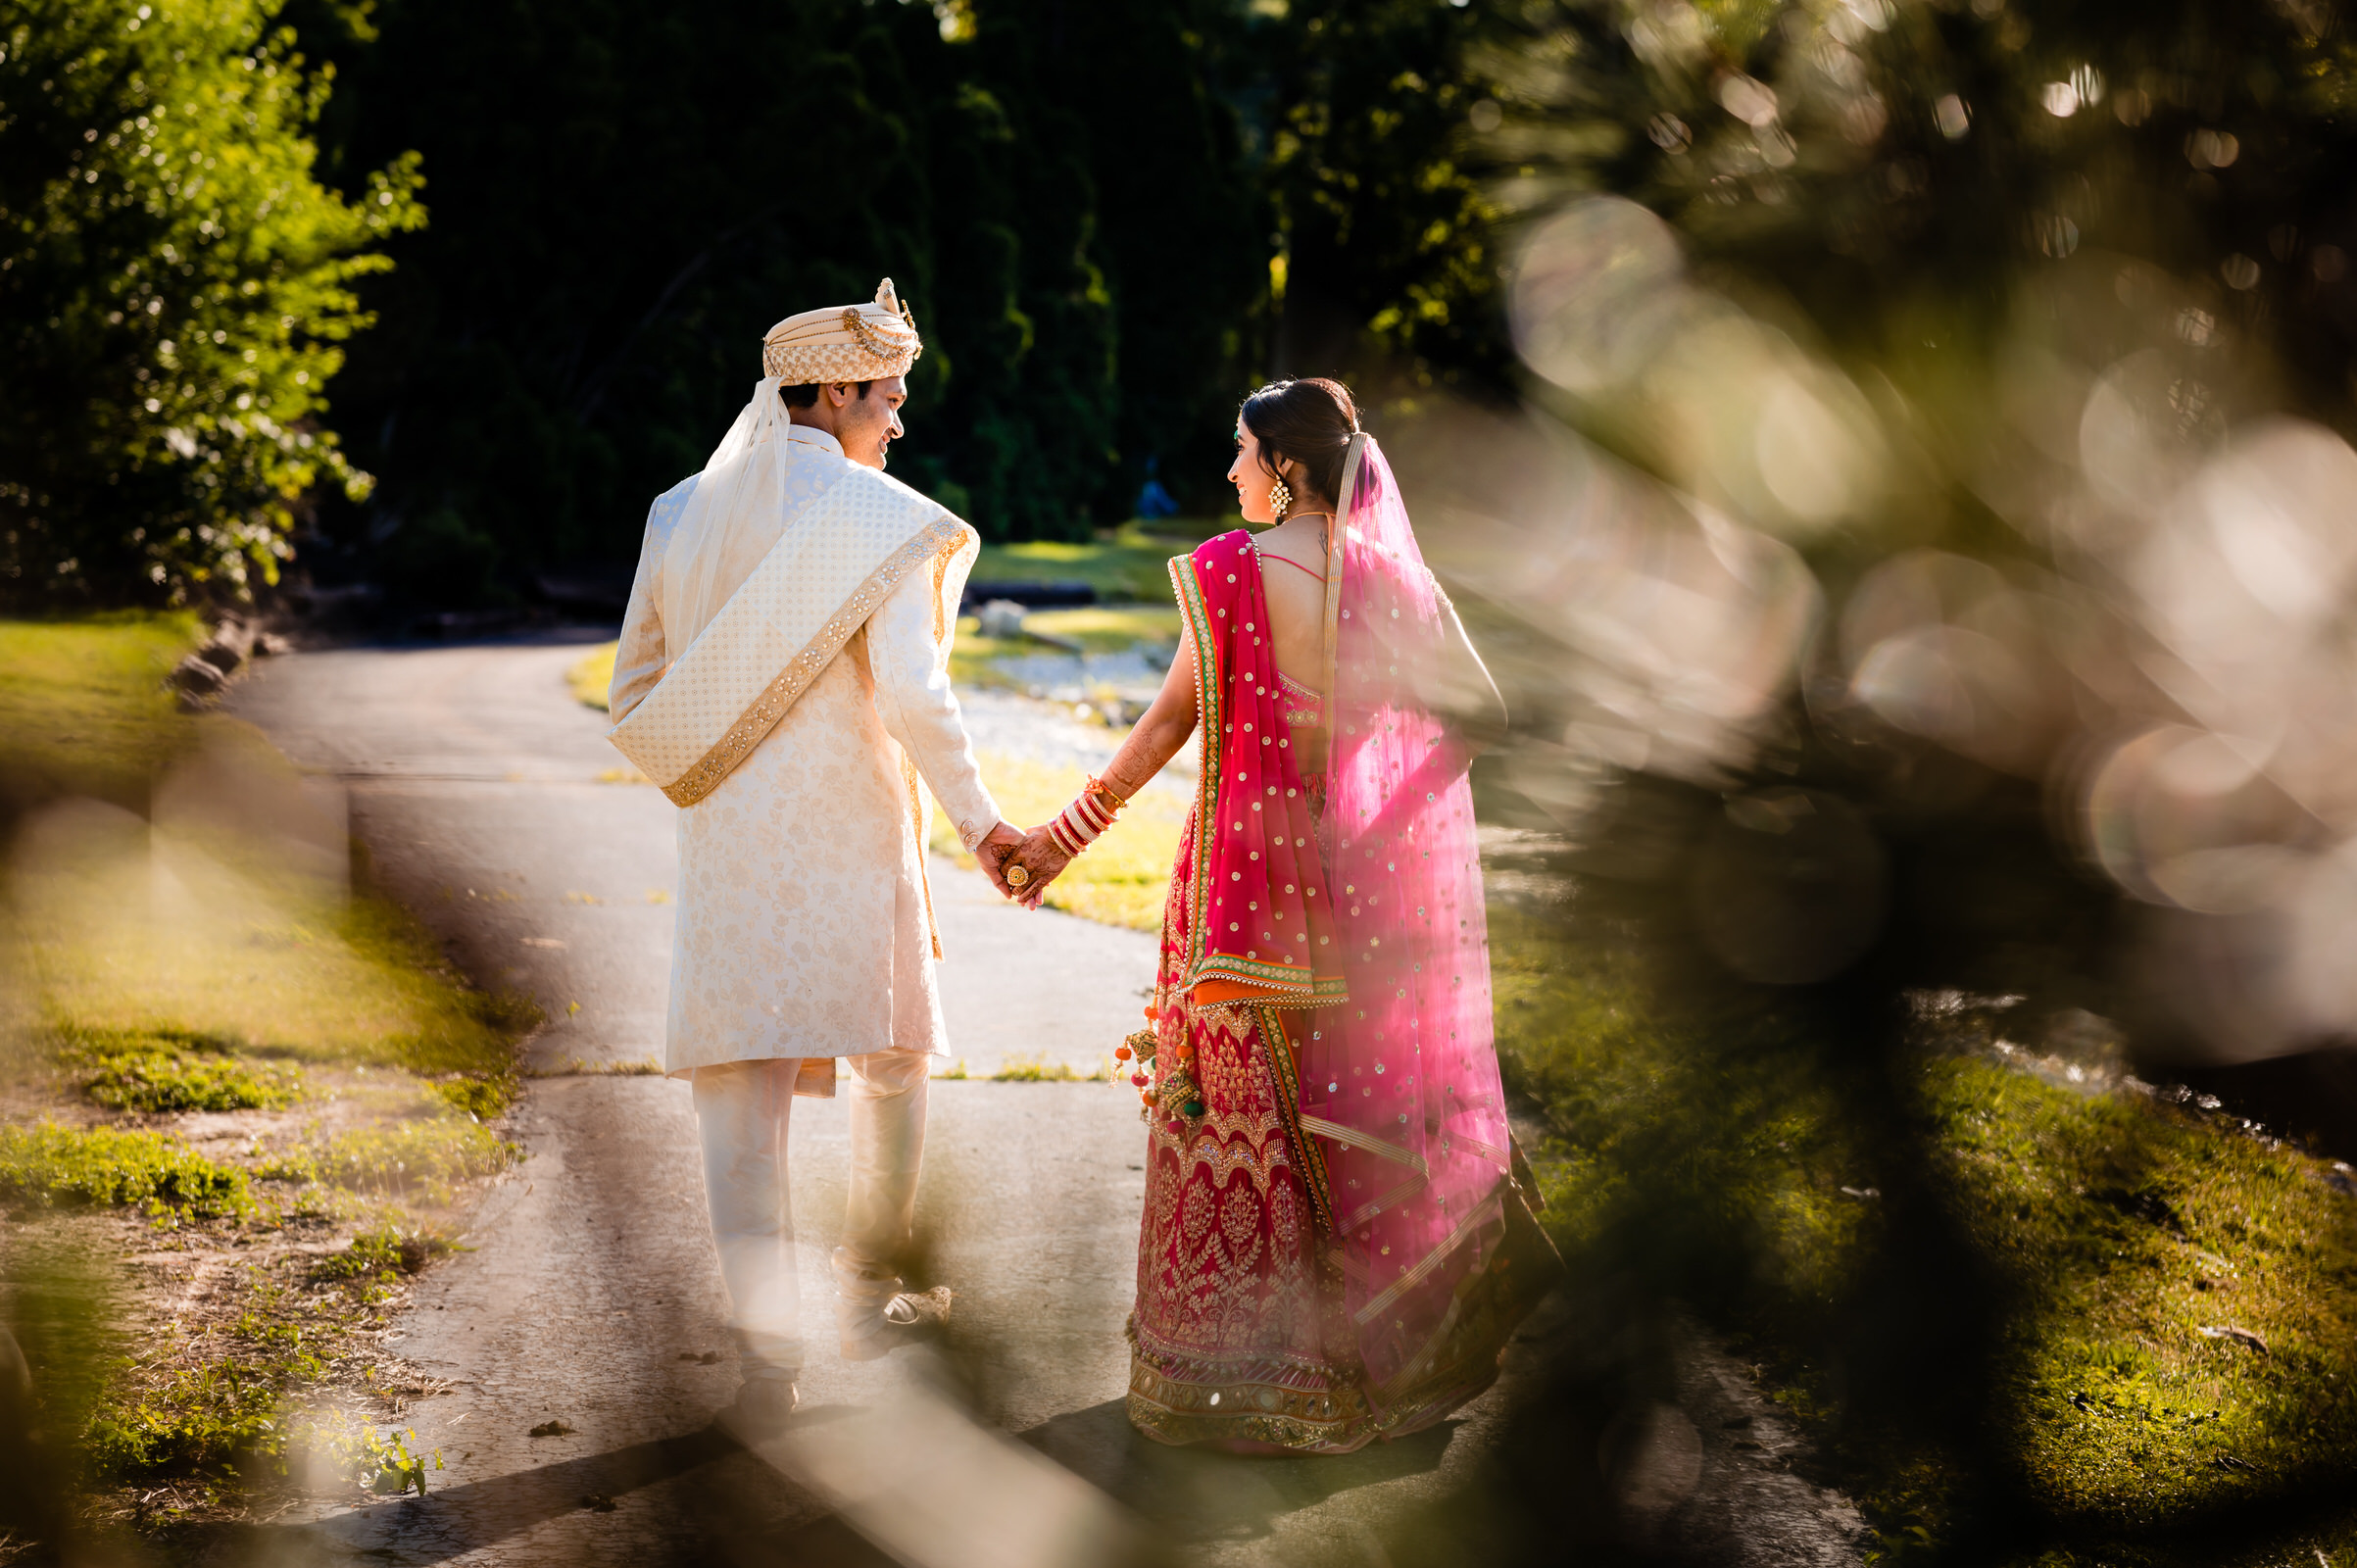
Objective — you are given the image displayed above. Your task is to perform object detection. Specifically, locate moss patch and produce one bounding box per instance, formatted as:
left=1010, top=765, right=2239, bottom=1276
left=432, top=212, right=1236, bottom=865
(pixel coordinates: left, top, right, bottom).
left=1928, top=1060, right=2357, bottom=1541
left=0, top=1122, right=250, bottom=1220
left=1489, top=905, right=2357, bottom=1565
left=308, top=1118, right=516, bottom=1204
left=60, top=1026, right=301, bottom=1114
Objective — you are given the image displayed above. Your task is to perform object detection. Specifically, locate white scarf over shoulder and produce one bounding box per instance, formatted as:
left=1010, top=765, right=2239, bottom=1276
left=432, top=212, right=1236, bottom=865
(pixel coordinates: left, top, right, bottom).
left=609, top=379, right=973, bottom=808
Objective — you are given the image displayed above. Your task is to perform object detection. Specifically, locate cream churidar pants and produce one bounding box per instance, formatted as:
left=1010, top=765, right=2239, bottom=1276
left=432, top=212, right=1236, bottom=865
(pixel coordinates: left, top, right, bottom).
left=691, top=1050, right=930, bottom=1382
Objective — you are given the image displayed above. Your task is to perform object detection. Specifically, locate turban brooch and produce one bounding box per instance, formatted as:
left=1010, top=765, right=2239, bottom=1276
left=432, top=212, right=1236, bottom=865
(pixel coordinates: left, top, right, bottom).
left=761, top=277, right=923, bottom=384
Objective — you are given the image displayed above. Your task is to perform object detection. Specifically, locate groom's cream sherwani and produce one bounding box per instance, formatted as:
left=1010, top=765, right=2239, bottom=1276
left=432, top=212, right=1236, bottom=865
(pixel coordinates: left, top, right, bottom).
left=608, top=279, right=976, bottom=1391
left=610, top=423, right=1000, bottom=1077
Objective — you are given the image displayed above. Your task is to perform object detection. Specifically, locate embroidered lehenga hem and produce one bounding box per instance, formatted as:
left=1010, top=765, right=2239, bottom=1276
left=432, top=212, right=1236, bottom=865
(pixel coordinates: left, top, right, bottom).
left=1124, top=1213, right=1533, bottom=1453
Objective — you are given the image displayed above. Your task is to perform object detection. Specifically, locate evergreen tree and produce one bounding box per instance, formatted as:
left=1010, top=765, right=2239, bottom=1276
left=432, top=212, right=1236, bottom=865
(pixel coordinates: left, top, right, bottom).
left=0, top=0, right=420, bottom=608
left=290, top=0, right=1266, bottom=592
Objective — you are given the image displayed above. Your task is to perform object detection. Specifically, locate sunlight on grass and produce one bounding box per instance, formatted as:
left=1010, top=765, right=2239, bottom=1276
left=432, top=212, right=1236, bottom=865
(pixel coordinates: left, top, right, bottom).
left=973, top=520, right=1226, bottom=602
left=0, top=1122, right=251, bottom=1220
left=0, top=612, right=200, bottom=807
left=0, top=617, right=537, bottom=1511
left=1930, top=1059, right=2357, bottom=1532
left=62, top=1026, right=302, bottom=1113
left=9, top=807, right=530, bottom=1079
left=1021, top=605, right=1181, bottom=651
left=567, top=642, right=615, bottom=712
left=932, top=750, right=1185, bottom=930
left=990, top=1055, right=1114, bottom=1082
left=1488, top=907, right=2357, bottom=1563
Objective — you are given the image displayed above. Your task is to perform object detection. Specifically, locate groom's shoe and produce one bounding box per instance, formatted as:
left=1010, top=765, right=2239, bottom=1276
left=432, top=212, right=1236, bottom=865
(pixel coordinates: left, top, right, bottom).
left=716, top=1378, right=799, bottom=1446
left=839, top=1287, right=953, bottom=1362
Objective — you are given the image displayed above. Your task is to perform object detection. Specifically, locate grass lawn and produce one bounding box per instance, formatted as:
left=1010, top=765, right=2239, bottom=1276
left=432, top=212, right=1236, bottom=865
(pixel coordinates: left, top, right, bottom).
left=946, top=604, right=1181, bottom=692
left=928, top=750, right=1185, bottom=931
left=1490, top=906, right=2357, bottom=1565
left=566, top=642, right=614, bottom=710
left=0, top=612, right=201, bottom=811
left=971, top=519, right=1232, bottom=602
left=0, top=616, right=536, bottom=1530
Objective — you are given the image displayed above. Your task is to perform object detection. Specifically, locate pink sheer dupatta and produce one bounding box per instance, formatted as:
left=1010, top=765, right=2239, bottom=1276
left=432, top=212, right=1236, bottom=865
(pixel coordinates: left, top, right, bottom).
left=1295, top=435, right=1514, bottom=1408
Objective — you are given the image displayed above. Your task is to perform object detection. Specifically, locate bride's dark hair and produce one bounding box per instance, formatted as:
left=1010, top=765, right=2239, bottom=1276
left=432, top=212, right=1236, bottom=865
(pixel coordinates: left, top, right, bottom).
left=1241, top=378, right=1360, bottom=505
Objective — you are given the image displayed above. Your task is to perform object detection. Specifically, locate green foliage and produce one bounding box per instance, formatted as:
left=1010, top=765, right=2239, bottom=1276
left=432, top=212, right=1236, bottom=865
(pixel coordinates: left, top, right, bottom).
left=0, top=1120, right=249, bottom=1217
left=83, top=1355, right=289, bottom=1478
left=308, top=1221, right=456, bottom=1283
left=279, top=0, right=1263, bottom=579
left=973, top=523, right=1218, bottom=601
left=1462, top=0, right=2357, bottom=476
left=61, top=1025, right=301, bottom=1113
left=310, top=1116, right=514, bottom=1202
left=427, top=1072, right=515, bottom=1118
left=0, top=0, right=422, bottom=607
left=1263, top=0, right=1515, bottom=395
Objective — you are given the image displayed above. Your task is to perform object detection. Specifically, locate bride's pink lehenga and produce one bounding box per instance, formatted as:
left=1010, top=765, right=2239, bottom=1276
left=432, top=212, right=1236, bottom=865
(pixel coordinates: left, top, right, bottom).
left=1125, top=438, right=1559, bottom=1453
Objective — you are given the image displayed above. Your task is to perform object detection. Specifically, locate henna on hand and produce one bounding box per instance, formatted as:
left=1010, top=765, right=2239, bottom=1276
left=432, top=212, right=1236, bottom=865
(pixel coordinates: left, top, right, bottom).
left=1007, top=825, right=1074, bottom=908
left=974, top=821, right=1024, bottom=899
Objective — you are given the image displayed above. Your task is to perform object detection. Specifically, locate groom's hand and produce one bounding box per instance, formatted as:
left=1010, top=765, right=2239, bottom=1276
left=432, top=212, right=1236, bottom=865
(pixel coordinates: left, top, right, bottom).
left=973, top=821, right=1023, bottom=898
left=1008, top=825, right=1074, bottom=908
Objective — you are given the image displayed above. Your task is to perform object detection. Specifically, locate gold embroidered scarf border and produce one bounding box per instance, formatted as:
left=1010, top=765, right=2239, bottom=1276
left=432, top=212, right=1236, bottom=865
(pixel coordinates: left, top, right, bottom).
left=659, top=516, right=967, bottom=808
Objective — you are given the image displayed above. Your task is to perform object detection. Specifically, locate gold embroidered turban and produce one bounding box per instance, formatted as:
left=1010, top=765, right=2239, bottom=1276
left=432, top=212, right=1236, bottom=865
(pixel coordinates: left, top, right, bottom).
left=761, top=277, right=923, bottom=385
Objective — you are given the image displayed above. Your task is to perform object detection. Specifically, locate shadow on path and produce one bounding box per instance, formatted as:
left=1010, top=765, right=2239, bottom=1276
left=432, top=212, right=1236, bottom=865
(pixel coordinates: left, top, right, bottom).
left=1018, top=1397, right=1462, bottom=1546
left=169, top=1422, right=900, bottom=1568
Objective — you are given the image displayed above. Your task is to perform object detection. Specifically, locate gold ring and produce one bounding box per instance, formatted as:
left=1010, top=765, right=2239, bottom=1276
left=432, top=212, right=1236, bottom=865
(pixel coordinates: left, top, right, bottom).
left=1006, top=862, right=1031, bottom=890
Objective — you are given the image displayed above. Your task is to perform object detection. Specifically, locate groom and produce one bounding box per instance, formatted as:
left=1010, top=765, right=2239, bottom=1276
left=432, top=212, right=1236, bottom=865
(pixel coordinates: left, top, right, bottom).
left=607, top=279, right=1022, bottom=1434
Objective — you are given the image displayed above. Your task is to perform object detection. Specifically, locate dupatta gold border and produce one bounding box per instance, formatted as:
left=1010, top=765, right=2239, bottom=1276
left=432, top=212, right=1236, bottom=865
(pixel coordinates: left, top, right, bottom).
left=1320, top=433, right=1369, bottom=713
left=660, top=515, right=966, bottom=808
left=1254, top=1004, right=1338, bottom=1235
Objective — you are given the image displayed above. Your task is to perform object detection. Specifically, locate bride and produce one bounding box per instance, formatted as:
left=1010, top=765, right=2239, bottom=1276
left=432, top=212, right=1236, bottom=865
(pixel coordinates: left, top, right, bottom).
left=1007, top=378, right=1558, bottom=1452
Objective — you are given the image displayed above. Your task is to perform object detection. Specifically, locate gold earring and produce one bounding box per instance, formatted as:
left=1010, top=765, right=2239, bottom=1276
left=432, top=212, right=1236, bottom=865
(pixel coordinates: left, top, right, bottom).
left=1267, top=475, right=1293, bottom=520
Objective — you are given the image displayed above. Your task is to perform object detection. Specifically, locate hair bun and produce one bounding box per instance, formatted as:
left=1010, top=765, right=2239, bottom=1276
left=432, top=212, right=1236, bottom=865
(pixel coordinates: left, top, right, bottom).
left=1240, top=377, right=1361, bottom=504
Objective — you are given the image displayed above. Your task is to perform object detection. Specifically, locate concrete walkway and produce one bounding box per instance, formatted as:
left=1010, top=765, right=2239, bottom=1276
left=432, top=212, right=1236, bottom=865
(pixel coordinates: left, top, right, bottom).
left=218, top=634, right=1513, bottom=1567
left=220, top=631, right=1868, bottom=1568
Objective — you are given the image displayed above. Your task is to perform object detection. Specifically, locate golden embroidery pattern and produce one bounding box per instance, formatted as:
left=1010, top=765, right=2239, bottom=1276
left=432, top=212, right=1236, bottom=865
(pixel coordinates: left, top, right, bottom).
left=661, top=517, right=965, bottom=808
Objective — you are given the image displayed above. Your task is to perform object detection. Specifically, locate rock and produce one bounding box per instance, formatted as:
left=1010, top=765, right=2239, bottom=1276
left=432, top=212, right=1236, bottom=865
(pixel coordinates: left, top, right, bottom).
left=169, top=654, right=228, bottom=708
left=977, top=599, right=1029, bottom=640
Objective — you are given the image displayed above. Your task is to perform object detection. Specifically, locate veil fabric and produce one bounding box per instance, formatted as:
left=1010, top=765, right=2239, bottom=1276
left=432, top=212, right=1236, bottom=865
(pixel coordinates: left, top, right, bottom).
left=1297, top=436, right=1512, bottom=1404
left=661, top=377, right=850, bottom=648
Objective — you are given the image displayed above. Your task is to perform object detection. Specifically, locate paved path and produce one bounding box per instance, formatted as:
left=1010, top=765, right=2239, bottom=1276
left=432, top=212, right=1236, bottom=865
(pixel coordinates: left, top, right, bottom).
left=216, top=633, right=1530, bottom=1568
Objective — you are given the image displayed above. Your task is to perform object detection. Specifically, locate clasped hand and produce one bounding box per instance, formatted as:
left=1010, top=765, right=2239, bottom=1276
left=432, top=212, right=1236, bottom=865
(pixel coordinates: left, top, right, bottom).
left=972, top=821, right=1074, bottom=909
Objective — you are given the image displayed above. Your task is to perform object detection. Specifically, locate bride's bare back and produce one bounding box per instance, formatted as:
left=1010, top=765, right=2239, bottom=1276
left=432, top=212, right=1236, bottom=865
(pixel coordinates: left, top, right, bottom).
left=1250, top=519, right=1334, bottom=775
left=1002, top=391, right=1503, bottom=904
